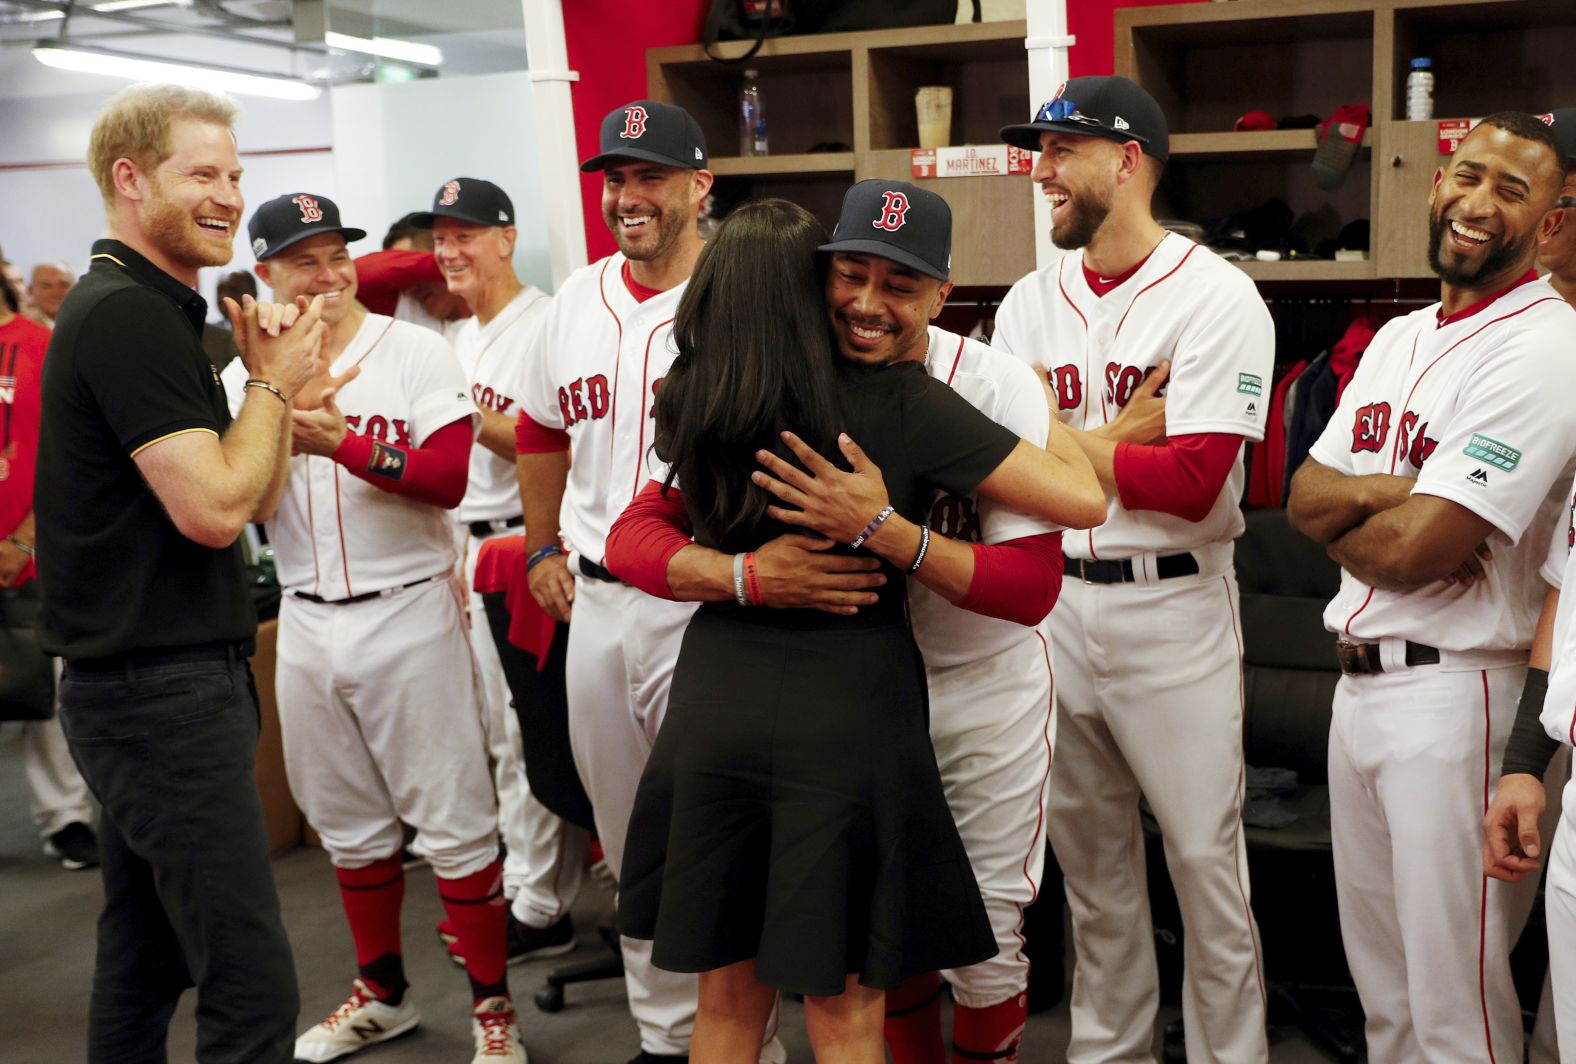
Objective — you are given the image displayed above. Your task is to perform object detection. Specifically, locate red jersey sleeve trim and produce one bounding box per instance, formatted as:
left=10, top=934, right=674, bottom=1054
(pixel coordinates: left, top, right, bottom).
left=515, top=409, right=571, bottom=455
left=1112, top=431, right=1242, bottom=523
left=605, top=479, right=693, bottom=599
left=957, top=532, right=1064, bottom=626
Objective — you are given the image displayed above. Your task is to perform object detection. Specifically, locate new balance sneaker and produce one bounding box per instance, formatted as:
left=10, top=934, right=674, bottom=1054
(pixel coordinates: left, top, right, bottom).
left=293, top=979, right=419, bottom=1062
left=44, top=822, right=99, bottom=871
left=448, top=913, right=576, bottom=968
left=471, top=997, right=526, bottom=1063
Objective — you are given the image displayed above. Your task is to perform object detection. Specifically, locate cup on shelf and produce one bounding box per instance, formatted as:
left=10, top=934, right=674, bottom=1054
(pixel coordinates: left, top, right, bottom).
left=915, top=86, right=953, bottom=149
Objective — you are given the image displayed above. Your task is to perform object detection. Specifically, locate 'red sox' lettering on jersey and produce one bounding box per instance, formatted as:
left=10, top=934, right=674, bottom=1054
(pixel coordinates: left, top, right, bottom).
left=557, top=374, right=611, bottom=426
left=1350, top=402, right=1392, bottom=453
left=342, top=413, right=412, bottom=447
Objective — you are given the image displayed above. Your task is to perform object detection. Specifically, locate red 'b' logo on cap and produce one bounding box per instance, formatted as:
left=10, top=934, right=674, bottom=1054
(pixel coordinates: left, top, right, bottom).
left=439, top=180, right=461, bottom=206
left=621, top=106, right=648, bottom=140
left=293, top=194, right=323, bottom=223
left=872, top=191, right=910, bottom=232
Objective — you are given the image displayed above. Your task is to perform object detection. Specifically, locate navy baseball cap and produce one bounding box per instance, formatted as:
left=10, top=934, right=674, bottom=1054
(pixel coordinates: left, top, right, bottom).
left=1545, top=109, right=1576, bottom=172
left=1000, top=75, right=1170, bottom=163
left=580, top=100, right=708, bottom=172
left=819, top=179, right=951, bottom=281
left=248, top=192, right=367, bottom=261
left=410, top=177, right=515, bottom=229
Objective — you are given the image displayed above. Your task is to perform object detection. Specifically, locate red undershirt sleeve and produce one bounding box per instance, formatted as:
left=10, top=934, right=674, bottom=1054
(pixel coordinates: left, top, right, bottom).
left=605, top=479, right=694, bottom=599
left=353, top=248, right=444, bottom=316
left=1112, top=432, right=1244, bottom=523
left=516, top=409, right=571, bottom=454
left=331, top=417, right=473, bottom=509
left=957, top=531, right=1064, bottom=626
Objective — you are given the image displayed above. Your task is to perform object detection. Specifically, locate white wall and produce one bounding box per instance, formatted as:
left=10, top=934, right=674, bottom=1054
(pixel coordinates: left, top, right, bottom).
left=329, top=70, right=552, bottom=293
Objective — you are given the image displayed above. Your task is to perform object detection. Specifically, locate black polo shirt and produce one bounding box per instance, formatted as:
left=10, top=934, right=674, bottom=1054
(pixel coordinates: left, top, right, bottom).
left=35, top=239, right=255, bottom=660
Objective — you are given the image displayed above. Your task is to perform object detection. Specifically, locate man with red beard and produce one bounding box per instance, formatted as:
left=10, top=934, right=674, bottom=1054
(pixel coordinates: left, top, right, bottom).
left=35, top=83, right=322, bottom=1062
left=1289, top=112, right=1576, bottom=1063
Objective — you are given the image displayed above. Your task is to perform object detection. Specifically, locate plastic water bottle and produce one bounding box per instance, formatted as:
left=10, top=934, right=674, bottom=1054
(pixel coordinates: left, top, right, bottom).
left=1406, top=57, right=1434, bottom=121
left=739, top=69, right=768, bottom=156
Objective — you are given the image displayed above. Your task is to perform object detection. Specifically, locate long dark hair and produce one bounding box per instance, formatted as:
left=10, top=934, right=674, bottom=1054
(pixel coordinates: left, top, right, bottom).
left=655, top=199, right=841, bottom=550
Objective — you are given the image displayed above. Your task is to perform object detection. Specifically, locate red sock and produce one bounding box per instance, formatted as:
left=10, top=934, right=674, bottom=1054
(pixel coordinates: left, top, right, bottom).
left=884, top=971, right=946, bottom=1064
left=951, top=994, right=1028, bottom=1063
left=437, top=858, right=509, bottom=1003
left=336, top=854, right=406, bottom=1000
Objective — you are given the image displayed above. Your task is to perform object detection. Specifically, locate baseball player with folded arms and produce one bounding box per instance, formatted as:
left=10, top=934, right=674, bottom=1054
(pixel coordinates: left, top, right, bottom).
left=513, top=101, right=783, bottom=1064
left=406, top=177, right=585, bottom=967
left=604, top=179, right=1072, bottom=1064
left=226, top=192, right=525, bottom=1064
left=990, top=76, right=1273, bottom=1063
left=1288, top=112, right=1576, bottom=1064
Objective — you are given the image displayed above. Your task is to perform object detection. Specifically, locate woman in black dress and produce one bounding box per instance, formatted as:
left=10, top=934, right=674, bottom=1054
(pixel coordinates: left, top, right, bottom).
left=608, top=200, right=1103, bottom=1062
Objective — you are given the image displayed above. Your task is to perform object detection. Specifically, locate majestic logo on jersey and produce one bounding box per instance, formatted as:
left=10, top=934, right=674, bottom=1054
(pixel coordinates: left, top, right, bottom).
left=1395, top=411, right=1438, bottom=470
left=473, top=382, right=515, bottom=415
left=1237, top=372, right=1263, bottom=396
left=342, top=414, right=412, bottom=447
left=1048, top=365, right=1082, bottom=410
left=872, top=191, right=910, bottom=232
left=1350, top=402, right=1391, bottom=453
left=557, top=374, right=611, bottom=427
left=928, top=494, right=983, bottom=544
left=292, top=194, right=324, bottom=224
left=1463, top=433, right=1522, bottom=472
left=1467, top=468, right=1489, bottom=486
left=440, top=180, right=461, bottom=206
left=620, top=106, right=648, bottom=140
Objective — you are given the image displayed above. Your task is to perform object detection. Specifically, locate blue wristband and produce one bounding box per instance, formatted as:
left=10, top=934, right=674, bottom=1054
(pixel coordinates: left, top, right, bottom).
left=526, top=544, right=564, bottom=572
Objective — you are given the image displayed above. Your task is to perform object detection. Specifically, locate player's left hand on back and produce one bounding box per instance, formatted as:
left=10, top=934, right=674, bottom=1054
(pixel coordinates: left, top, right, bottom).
left=291, top=388, right=349, bottom=458
left=1098, top=359, right=1169, bottom=445
left=1483, top=772, right=1546, bottom=881
left=753, top=431, right=890, bottom=545
left=1441, top=541, right=1493, bottom=588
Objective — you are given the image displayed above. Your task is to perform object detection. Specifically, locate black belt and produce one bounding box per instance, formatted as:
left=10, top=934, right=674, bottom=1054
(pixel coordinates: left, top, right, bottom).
left=577, top=556, right=622, bottom=584
left=1065, top=552, right=1200, bottom=584
left=66, top=640, right=252, bottom=676
left=1335, top=639, right=1441, bottom=675
left=467, top=515, right=524, bottom=538
left=292, top=574, right=441, bottom=606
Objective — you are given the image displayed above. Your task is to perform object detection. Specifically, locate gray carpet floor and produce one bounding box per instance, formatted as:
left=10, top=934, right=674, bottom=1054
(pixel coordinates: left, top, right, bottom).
left=0, top=721, right=1338, bottom=1063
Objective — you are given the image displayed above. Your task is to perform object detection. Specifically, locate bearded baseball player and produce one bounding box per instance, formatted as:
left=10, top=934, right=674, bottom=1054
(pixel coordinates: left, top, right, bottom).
left=603, top=179, right=1070, bottom=1064
left=1288, top=112, right=1576, bottom=1063
left=409, top=177, right=585, bottom=966
left=990, top=76, right=1273, bottom=1063
left=512, top=101, right=782, bottom=1064
left=227, top=193, right=525, bottom=1063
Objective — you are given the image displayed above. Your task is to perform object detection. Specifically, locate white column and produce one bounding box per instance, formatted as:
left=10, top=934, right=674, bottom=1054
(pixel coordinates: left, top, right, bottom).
left=1024, top=1, right=1074, bottom=270
left=522, top=0, right=589, bottom=285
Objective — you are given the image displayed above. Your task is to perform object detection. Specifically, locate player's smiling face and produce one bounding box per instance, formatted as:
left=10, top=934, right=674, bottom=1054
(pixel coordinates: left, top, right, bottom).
left=1428, top=124, right=1561, bottom=291
left=138, top=117, right=243, bottom=271
left=600, top=160, right=701, bottom=262
left=1031, top=131, right=1118, bottom=250
left=825, top=252, right=951, bottom=367
left=433, top=219, right=513, bottom=303
left=257, top=233, right=357, bottom=326
left=1536, top=169, right=1576, bottom=280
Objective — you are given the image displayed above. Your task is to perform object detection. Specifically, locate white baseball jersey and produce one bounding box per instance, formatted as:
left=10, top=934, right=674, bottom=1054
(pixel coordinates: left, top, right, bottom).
left=453, top=285, right=551, bottom=523
left=1542, top=475, right=1576, bottom=744
left=1308, top=277, right=1576, bottom=651
left=992, top=232, right=1272, bottom=559
left=909, top=326, right=1060, bottom=668
left=516, top=253, right=684, bottom=566
left=221, top=314, right=478, bottom=598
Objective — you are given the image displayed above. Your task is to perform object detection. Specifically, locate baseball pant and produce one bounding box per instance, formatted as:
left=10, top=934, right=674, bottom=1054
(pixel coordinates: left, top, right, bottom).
left=59, top=654, right=298, bottom=1064
left=1048, top=570, right=1267, bottom=1064
left=932, top=630, right=1056, bottom=1007
left=565, top=578, right=785, bottom=1063
left=1329, top=663, right=1536, bottom=1064
left=1545, top=761, right=1576, bottom=1057
left=23, top=665, right=94, bottom=837
left=1529, top=748, right=1569, bottom=1064
left=276, top=579, right=498, bottom=876
left=462, top=530, right=580, bottom=922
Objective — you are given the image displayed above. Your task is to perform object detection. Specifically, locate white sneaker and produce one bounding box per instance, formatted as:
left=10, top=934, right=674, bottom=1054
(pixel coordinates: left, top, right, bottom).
left=471, top=997, right=527, bottom=1063
left=293, top=979, right=420, bottom=1062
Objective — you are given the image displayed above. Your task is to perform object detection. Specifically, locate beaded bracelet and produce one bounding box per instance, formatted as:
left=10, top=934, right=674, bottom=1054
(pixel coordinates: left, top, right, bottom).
left=7, top=534, right=34, bottom=557
left=244, top=378, right=290, bottom=406
left=850, top=504, right=895, bottom=550
left=743, top=551, right=763, bottom=606
left=732, top=553, right=750, bottom=606
left=907, top=524, right=931, bottom=574
left=526, top=544, right=564, bottom=572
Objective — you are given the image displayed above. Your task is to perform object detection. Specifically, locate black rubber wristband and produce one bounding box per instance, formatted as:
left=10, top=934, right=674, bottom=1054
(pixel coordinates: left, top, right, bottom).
left=1501, top=667, right=1561, bottom=780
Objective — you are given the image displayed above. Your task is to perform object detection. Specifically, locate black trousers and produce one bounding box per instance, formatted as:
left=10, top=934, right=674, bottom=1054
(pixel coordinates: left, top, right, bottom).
left=58, top=654, right=298, bottom=1064
left=479, top=593, right=594, bottom=832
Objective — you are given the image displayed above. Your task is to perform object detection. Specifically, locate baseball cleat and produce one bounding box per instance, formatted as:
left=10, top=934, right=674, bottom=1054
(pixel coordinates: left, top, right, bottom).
left=471, top=996, right=527, bottom=1062
left=293, top=979, right=419, bottom=1062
